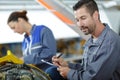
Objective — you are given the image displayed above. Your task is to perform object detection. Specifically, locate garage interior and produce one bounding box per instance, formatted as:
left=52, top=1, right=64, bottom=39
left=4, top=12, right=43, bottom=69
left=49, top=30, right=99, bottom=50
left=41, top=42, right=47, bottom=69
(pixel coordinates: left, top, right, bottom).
left=0, top=0, right=120, bottom=61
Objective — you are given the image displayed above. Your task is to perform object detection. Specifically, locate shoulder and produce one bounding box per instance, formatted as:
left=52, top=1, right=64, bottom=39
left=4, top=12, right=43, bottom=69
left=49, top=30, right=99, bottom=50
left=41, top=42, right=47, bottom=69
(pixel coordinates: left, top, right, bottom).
left=106, top=27, right=120, bottom=45
left=34, top=25, right=53, bottom=36
left=35, top=25, right=51, bottom=31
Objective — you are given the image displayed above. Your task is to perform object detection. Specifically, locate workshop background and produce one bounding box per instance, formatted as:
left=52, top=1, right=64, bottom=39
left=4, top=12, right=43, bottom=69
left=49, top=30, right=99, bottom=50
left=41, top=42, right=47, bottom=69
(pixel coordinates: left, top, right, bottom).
left=0, top=0, right=120, bottom=62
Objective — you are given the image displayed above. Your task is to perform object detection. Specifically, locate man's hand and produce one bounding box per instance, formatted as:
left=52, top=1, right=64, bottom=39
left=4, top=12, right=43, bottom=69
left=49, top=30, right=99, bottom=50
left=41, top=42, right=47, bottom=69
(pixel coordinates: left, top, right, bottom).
left=52, top=56, right=68, bottom=67
left=52, top=55, right=70, bottom=79
left=57, top=66, right=70, bottom=78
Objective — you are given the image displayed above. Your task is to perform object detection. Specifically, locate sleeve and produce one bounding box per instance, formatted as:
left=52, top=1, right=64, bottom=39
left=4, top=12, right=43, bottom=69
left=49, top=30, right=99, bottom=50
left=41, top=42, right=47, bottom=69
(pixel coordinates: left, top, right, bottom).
left=24, top=27, right=57, bottom=64
left=39, top=27, right=57, bottom=61
left=68, top=62, right=83, bottom=70
left=67, top=37, right=120, bottom=80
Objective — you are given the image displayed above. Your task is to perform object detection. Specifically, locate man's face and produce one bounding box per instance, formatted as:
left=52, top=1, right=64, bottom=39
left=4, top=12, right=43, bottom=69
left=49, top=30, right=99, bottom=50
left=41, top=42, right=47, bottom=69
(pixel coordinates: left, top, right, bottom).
left=74, top=7, right=96, bottom=35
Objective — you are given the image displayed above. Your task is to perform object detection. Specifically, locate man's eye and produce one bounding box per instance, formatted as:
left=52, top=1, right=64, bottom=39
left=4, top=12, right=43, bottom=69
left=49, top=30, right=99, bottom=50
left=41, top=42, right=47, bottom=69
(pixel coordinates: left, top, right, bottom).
left=81, top=17, right=86, bottom=20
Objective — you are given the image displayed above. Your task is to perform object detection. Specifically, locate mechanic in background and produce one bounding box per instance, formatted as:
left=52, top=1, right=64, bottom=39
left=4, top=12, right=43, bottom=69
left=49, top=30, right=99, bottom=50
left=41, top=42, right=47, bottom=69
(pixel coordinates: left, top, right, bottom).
left=7, top=10, right=57, bottom=71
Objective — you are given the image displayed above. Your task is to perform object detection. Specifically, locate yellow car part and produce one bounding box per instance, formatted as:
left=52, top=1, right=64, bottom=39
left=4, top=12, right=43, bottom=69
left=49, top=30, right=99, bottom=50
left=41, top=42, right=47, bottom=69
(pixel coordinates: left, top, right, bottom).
left=0, top=50, right=51, bottom=80
left=0, top=50, right=23, bottom=64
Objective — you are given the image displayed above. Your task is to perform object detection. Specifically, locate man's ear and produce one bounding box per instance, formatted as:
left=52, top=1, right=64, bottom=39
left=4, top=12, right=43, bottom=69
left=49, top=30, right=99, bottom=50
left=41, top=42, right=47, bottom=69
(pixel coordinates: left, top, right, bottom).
left=18, top=18, right=23, bottom=22
left=93, top=11, right=99, bottom=21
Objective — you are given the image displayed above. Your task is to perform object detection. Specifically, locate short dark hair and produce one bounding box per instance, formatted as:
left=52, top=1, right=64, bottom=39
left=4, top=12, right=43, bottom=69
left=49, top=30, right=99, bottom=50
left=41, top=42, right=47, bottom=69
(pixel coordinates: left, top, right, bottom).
left=73, top=0, right=99, bottom=16
left=7, top=10, right=28, bottom=24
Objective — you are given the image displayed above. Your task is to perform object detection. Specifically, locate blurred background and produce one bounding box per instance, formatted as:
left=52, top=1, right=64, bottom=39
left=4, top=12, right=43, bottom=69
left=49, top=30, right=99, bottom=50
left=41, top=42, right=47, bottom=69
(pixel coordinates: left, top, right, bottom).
left=0, top=0, right=120, bottom=62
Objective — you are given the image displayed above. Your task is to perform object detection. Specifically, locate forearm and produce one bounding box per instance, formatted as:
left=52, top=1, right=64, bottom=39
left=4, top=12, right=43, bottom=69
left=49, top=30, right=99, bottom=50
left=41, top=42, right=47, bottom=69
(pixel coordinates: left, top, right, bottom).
left=68, top=63, right=83, bottom=70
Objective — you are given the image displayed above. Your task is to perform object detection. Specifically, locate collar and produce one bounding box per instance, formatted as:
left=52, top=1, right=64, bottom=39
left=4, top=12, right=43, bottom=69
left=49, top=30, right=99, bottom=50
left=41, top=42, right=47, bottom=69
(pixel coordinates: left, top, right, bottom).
left=24, top=24, right=36, bottom=38
left=84, top=23, right=110, bottom=47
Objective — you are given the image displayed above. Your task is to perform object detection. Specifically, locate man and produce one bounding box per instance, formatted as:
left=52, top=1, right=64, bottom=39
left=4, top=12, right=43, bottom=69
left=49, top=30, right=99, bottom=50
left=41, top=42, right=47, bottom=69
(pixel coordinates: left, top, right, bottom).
left=52, top=0, right=120, bottom=80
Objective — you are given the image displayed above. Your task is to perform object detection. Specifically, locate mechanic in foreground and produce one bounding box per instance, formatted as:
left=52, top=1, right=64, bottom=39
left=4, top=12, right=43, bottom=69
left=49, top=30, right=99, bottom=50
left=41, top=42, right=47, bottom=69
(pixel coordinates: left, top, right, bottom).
left=47, top=0, right=120, bottom=80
